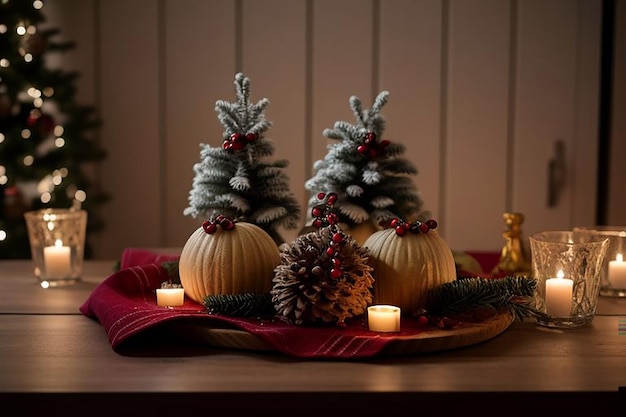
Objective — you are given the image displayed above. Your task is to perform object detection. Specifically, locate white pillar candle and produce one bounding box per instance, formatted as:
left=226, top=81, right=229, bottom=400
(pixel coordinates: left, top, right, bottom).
left=43, top=239, right=71, bottom=277
left=608, top=253, right=626, bottom=289
left=545, top=270, right=573, bottom=317
left=156, top=288, right=185, bottom=307
left=367, top=305, right=401, bottom=332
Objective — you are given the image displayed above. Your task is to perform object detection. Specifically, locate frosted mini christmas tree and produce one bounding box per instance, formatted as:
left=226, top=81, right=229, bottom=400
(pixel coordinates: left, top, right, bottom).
left=184, top=73, right=300, bottom=245
left=304, top=91, right=427, bottom=240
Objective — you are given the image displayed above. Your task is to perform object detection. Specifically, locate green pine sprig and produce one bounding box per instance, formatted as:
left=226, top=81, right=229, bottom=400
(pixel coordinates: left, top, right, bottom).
left=203, top=292, right=275, bottom=317
left=426, top=276, right=546, bottom=321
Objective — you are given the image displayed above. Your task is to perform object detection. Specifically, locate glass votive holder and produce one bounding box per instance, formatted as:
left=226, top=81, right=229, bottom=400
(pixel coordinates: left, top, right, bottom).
left=24, top=208, right=88, bottom=288
left=529, top=230, right=609, bottom=329
left=573, top=226, right=626, bottom=298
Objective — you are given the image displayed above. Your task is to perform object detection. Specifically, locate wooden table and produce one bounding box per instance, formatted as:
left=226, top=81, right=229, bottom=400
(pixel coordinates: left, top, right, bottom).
left=1, top=260, right=625, bottom=416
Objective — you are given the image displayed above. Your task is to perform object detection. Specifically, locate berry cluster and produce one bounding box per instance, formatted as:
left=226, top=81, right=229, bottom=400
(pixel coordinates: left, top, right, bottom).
left=391, top=218, right=438, bottom=236
left=222, top=132, right=258, bottom=152
left=202, top=214, right=236, bottom=234
left=311, top=192, right=345, bottom=280
left=356, top=131, right=390, bottom=159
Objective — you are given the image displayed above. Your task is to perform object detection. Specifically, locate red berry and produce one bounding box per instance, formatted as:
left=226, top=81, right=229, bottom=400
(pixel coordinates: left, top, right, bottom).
left=357, top=144, right=368, bottom=154
left=419, top=222, right=430, bottom=233
left=222, top=140, right=230, bottom=150
left=231, top=141, right=245, bottom=151
left=202, top=221, right=217, bottom=234
left=330, top=268, right=343, bottom=279
left=313, top=218, right=323, bottom=228
left=332, top=258, right=342, bottom=268
left=245, top=132, right=258, bottom=142
left=366, top=131, right=376, bottom=143
left=426, top=219, right=438, bottom=229
left=327, top=213, right=338, bottom=225
left=327, top=193, right=338, bottom=204
left=332, top=232, right=343, bottom=243
left=395, top=226, right=407, bottom=236
left=418, top=315, right=429, bottom=325
left=230, top=133, right=243, bottom=142
left=326, top=247, right=335, bottom=256
left=317, top=192, right=326, bottom=200
left=311, top=207, right=323, bottom=218
left=220, top=218, right=234, bottom=230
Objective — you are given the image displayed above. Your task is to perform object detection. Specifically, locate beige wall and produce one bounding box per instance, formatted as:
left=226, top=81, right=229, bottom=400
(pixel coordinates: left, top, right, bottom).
left=44, top=0, right=606, bottom=259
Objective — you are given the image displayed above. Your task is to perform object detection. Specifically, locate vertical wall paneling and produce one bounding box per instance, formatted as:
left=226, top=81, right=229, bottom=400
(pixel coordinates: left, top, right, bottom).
left=445, top=0, right=511, bottom=251
left=164, top=0, right=237, bottom=248
left=378, top=0, right=444, bottom=230
left=513, top=0, right=580, bottom=237
left=310, top=1, right=374, bottom=167
left=98, top=0, right=161, bottom=259
left=608, top=0, right=626, bottom=226
left=241, top=0, right=308, bottom=243
left=40, top=0, right=604, bottom=259
left=571, top=0, right=602, bottom=228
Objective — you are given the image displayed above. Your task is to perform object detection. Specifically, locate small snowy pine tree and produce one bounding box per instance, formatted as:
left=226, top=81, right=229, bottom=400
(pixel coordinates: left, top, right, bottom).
left=304, top=91, right=427, bottom=229
left=184, top=73, right=300, bottom=244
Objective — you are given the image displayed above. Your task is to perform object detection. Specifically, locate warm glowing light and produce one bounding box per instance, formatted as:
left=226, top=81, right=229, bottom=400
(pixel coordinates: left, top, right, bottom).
left=23, top=155, right=34, bottom=166
left=24, top=53, right=33, bottom=62
left=0, top=230, right=6, bottom=241
left=55, top=137, right=65, bottom=147
left=53, top=125, right=64, bottom=136
left=0, top=59, right=9, bottom=68
left=75, top=190, right=86, bottom=202
left=0, top=24, right=7, bottom=34
left=0, top=176, right=6, bottom=185
left=0, top=166, right=4, bottom=175
left=43, top=213, right=56, bottom=222
left=28, top=87, right=41, bottom=98
left=617, top=253, right=624, bottom=263
left=34, top=97, right=43, bottom=107
left=43, top=87, right=54, bottom=97
left=33, top=0, right=44, bottom=9
left=21, top=129, right=31, bottom=139
left=27, top=25, right=36, bottom=35
left=41, top=192, right=51, bottom=204
left=556, top=270, right=565, bottom=279
left=40, top=281, right=50, bottom=289
left=17, top=25, right=26, bottom=36
left=0, top=133, right=4, bottom=143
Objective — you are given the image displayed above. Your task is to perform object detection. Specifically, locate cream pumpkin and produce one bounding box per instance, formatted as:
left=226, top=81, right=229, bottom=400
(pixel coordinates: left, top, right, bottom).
left=179, top=221, right=281, bottom=304
left=363, top=228, right=457, bottom=313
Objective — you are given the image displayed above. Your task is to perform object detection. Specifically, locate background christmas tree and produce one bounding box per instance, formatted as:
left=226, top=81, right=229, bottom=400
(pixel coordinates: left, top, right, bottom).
left=304, top=90, right=427, bottom=230
left=0, top=0, right=107, bottom=259
left=184, top=72, right=300, bottom=245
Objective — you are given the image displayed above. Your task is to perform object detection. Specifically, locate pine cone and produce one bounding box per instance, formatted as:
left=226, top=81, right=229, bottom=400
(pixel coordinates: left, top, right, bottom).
left=271, top=227, right=374, bottom=326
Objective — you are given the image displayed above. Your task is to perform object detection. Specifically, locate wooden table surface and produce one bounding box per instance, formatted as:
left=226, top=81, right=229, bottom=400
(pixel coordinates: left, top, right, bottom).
left=1, top=260, right=625, bottom=415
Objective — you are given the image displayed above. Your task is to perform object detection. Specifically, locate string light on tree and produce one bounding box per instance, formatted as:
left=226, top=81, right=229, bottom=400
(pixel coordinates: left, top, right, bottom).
left=0, top=0, right=107, bottom=258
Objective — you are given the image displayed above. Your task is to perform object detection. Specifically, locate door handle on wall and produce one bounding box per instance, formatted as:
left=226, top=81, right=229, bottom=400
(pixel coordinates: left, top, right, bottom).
left=547, top=139, right=566, bottom=207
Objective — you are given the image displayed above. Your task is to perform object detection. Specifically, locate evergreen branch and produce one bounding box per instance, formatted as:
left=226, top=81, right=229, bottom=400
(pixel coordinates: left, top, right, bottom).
left=426, top=276, right=546, bottom=321
left=203, top=292, right=275, bottom=317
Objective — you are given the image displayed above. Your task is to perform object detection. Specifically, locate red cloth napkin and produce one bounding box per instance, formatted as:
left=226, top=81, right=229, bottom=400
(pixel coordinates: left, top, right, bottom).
left=80, top=248, right=431, bottom=359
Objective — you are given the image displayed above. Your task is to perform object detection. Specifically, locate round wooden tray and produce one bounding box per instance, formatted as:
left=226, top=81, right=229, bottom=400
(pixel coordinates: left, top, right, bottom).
left=172, top=312, right=515, bottom=357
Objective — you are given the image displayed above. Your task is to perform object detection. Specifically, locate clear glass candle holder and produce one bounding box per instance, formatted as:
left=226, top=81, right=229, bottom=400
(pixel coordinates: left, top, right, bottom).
left=529, top=230, right=609, bottom=329
left=24, top=208, right=87, bottom=288
left=573, top=226, right=626, bottom=298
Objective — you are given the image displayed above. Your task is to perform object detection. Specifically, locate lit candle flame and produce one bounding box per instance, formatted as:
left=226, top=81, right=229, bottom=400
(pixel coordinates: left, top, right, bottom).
left=54, top=239, right=63, bottom=248
left=557, top=270, right=565, bottom=279
left=617, top=253, right=623, bottom=263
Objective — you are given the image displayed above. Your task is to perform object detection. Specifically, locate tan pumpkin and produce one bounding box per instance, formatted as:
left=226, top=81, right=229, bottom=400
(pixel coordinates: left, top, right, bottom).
left=179, top=221, right=281, bottom=304
left=363, top=228, right=456, bottom=313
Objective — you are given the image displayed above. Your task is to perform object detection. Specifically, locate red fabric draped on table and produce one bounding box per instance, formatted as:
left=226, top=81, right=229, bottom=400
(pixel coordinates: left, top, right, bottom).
left=80, top=248, right=438, bottom=359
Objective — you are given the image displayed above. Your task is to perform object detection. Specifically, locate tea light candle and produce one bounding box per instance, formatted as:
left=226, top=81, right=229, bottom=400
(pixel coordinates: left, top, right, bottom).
left=43, top=239, right=71, bottom=277
left=367, top=305, right=401, bottom=332
left=545, top=270, right=573, bottom=317
left=156, top=288, right=185, bottom=307
left=608, top=253, right=626, bottom=289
